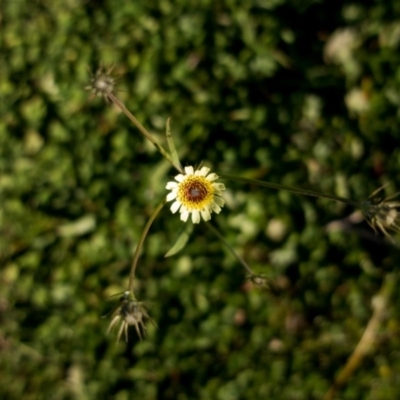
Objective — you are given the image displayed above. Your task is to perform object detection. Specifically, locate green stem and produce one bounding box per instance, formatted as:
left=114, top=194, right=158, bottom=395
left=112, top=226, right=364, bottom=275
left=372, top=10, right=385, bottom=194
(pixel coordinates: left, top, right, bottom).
left=323, top=272, right=396, bottom=400
left=220, top=174, right=360, bottom=207
left=128, top=201, right=166, bottom=293
left=108, top=93, right=182, bottom=173
left=205, top=222, right=254, bottom=276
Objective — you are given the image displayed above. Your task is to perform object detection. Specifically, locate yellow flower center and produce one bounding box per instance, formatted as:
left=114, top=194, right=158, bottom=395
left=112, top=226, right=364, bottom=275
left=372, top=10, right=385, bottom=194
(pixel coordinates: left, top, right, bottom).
left=178, top=176, right=214, bottom=210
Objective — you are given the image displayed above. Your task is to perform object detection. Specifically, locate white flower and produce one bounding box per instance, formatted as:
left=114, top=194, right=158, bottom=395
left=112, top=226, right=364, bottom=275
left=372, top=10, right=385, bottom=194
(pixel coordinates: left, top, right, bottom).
left=166, top=166, right=226, bottom=223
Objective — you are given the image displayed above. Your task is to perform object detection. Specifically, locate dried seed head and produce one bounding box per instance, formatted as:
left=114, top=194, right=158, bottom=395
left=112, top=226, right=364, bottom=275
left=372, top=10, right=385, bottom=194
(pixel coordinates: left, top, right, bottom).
left=107, top=291, right=154, bottom=342
left=362, top=185, right=400, bottom=242
left=85, top=65, right=117, bottom=103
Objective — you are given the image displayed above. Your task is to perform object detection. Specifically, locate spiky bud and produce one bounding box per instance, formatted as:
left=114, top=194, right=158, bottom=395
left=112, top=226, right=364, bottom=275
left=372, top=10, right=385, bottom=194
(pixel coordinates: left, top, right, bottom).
left=107, top=291, right=154, bottom=342
left=85, top=65, right=116, bottom=103
left=361, top=186, right=400, bottom=242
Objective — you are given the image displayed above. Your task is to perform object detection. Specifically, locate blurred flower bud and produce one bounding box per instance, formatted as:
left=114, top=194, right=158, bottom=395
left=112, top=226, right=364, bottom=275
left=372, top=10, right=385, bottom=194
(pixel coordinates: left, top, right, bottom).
left=362, top=186, right=400, bottom=242
left=107, top=291, right=153, bottom=342
left=85, top=65, right=117, bottom=103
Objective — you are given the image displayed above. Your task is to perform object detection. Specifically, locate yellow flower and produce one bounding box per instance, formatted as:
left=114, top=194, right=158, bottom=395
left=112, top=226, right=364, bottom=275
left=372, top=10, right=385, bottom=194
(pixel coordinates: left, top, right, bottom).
left=166, top=166, right=226, bottom=223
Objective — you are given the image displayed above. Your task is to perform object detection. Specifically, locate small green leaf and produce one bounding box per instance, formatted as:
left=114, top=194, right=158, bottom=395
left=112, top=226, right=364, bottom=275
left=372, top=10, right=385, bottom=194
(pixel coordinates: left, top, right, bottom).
left=166, top=117, right=183, bottom=173
left=165, top=222, right=193, bottom=257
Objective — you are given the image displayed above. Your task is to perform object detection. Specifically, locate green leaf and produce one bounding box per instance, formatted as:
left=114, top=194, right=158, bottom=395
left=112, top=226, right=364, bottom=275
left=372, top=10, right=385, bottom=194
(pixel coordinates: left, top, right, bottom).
left=164, top=221, right=193, bottom=257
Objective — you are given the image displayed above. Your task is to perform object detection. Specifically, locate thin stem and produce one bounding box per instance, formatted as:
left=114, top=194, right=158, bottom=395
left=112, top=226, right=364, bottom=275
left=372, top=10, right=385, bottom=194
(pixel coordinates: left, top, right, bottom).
left=108, top=93, right=182, bottom=173
left=205, top=222, right=254, bottom=276
left=220, top=174, right=361, bottom=207
left=323, top=272, right=396, bottom=400
left=128, top=201, right=166, bottom=293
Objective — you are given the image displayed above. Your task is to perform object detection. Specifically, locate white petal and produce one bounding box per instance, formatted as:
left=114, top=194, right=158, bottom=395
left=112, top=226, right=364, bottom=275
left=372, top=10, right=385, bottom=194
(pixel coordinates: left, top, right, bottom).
left=191, top=210, right=200, bottom=224
left=184, top=166, right=194, bottom=175
left=211, top=203, right=222, bottom=214
left=213, top=183, right=225, bottom=191
left=175, top=174, right=185, bottom=182
left=180, top=209, right=189, bottom=222
left=170, top=201, right=182, bottom=214
left=166, top=191, right=178, bottom=202
left=196, top=166, right=210, bottom=176
left=166, top=181, right=178, bottom=190
left=214, top=196, right=225, bottom=207
left=201, top=208, right=211, bottom=221
left=206, top=173, right=219, bottom=181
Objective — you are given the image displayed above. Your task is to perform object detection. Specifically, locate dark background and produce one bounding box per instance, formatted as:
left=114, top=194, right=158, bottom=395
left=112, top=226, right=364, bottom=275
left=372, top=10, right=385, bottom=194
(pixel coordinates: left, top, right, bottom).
left=1, top=0, right=400, bottom=399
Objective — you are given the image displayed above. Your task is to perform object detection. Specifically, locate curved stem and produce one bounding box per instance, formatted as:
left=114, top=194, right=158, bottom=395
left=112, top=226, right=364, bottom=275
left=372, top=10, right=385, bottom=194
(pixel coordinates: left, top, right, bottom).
left=128, top=201, right=166, bottom=293
left=108, top=93, right=182, bottom=173
left=220, top=174, right=360, bottom=207
left=323, top=272, right=396, bottom=400
left=205, top=222, right=254, bottom=276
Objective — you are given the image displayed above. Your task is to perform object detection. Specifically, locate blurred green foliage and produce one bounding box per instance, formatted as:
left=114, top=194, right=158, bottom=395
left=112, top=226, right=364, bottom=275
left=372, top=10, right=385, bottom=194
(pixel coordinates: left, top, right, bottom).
left=2, top=0, right=400, bottom=399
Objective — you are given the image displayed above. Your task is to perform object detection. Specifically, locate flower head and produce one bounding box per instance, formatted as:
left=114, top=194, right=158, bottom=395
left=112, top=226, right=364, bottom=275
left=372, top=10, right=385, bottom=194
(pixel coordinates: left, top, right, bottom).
left=166, top=166, right=226, bottom=223
left=362, top=186, right=400, bottom=242
left=107, top=291, right=153, bottom=342
left=85, top=65, right=117, bottom=103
